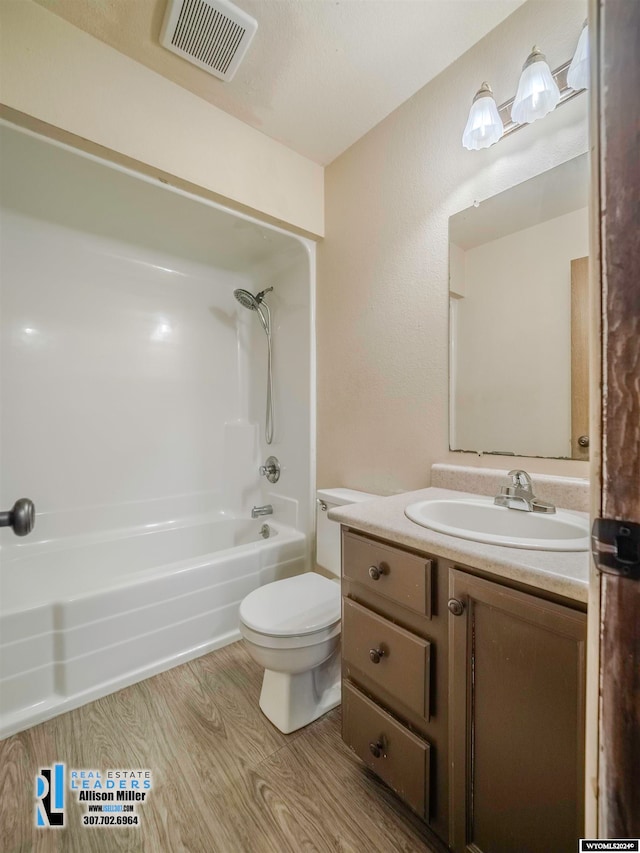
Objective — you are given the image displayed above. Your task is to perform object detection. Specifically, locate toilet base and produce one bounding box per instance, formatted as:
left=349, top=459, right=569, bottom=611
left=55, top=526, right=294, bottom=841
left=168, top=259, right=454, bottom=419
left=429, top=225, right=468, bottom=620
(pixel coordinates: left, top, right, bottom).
left=258, top=649, right=341, bottom=734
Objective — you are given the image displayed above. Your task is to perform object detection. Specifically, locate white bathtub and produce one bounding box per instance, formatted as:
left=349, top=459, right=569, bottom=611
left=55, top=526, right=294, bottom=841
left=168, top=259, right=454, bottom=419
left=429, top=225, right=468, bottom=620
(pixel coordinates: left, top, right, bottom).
left=0, top=515, right=306, bottom=738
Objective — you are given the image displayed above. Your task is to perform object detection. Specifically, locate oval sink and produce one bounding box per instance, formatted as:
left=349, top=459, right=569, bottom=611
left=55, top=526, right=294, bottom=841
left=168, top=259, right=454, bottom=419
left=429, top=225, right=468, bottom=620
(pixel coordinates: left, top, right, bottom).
left=405, top=497, right=589, bottom=551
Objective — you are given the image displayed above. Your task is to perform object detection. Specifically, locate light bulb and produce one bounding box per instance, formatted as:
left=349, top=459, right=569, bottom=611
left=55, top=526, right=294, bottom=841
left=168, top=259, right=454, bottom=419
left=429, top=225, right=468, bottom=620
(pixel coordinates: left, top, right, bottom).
left=462, top=82, right=504, bottom=151
left=511, top=46, right=560, bottom=125
left=567, top=20, right=589, bottom=91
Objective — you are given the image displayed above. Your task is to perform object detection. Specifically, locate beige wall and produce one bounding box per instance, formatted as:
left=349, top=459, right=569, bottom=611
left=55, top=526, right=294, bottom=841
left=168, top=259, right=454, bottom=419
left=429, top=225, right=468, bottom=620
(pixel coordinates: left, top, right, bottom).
left=0, top=0, right=324, bottom=238
left=318, top=0, right=589, bottom=495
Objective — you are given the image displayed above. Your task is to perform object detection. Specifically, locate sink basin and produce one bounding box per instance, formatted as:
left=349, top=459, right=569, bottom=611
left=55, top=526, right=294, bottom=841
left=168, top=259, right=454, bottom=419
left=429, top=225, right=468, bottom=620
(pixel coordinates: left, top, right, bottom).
left=405, top=497, right=590, bottom=551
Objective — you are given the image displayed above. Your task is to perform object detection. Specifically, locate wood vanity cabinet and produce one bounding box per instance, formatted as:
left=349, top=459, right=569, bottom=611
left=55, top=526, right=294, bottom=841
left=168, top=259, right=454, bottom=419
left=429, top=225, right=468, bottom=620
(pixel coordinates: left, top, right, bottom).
left=449, top=569, right=587, bottom=853
left=340, top=528, right=587, bottom=853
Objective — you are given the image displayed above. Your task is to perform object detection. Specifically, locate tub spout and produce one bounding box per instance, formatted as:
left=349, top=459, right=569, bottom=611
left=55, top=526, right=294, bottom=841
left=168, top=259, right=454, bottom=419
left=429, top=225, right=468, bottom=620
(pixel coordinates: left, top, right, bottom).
left=251, top=504, right=273, bottom=519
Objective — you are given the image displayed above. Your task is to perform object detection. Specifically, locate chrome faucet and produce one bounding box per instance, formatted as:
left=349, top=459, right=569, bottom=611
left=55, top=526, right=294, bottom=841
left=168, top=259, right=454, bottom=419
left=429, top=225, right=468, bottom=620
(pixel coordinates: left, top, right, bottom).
left=494, top=470, right=556, bottom=514
left=251, top=504, right=273, bottom=519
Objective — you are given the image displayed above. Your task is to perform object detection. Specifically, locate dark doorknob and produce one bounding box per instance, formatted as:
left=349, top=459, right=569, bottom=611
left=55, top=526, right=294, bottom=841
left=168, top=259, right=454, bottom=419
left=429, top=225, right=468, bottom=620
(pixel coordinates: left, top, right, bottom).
left=0, top=498, right=36, bottom=536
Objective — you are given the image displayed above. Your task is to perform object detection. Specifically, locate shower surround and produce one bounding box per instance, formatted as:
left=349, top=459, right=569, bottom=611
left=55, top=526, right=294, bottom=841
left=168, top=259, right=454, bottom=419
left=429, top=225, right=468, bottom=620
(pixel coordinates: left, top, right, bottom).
left=0, top=123, right=315, bottom=737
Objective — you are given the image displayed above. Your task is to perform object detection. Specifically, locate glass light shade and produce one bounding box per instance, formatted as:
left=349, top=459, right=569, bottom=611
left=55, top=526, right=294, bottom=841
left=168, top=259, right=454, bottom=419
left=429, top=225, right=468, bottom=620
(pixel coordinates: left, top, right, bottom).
left=462, top=83, right=504, bottom=151
left=567, top=22, right=589, bottom=91
left=511, top=47, right=561, bottom=125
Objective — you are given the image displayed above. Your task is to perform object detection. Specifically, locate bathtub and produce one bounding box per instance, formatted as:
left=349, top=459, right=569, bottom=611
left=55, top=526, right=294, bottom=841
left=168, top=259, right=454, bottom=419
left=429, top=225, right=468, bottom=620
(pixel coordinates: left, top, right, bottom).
left=0, top=514, right=306, bottom=738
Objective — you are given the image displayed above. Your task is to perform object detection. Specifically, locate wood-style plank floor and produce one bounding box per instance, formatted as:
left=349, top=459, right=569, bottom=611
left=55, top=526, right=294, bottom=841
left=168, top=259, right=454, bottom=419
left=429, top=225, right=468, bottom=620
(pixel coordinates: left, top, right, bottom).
left=0, top=642, right=442, bottom=853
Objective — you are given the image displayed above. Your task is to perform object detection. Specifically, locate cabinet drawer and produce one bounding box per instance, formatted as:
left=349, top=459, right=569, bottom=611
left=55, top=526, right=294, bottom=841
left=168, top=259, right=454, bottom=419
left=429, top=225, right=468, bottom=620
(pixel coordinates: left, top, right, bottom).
left=343, top=681, right=431, bottom=820
left=342, top=530, right=433, bottom=617
left=343, top=598, right=431, bottom=719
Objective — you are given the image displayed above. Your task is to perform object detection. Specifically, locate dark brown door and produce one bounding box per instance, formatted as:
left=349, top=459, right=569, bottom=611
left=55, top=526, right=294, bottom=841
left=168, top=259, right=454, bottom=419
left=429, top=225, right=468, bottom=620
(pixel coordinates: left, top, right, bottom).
left=590, top=0, right=640, bottom=837
left=449, top=569, right=587, bottom=853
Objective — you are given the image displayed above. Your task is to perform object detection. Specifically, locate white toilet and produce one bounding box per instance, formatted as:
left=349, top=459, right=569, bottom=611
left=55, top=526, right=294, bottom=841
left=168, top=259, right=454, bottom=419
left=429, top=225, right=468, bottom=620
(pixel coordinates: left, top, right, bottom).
left=239, top=488, right=376, bottom=733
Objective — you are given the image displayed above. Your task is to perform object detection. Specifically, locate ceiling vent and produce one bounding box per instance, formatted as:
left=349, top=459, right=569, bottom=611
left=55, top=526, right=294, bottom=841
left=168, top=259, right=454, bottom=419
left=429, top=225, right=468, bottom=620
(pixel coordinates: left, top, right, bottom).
left=160, top=0, right=258, bottom=82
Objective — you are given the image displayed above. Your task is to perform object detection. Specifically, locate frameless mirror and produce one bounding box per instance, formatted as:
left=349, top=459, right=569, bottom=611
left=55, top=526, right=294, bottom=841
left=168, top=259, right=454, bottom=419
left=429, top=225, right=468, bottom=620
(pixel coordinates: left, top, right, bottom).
left=449, top=153, right=589, bottom=460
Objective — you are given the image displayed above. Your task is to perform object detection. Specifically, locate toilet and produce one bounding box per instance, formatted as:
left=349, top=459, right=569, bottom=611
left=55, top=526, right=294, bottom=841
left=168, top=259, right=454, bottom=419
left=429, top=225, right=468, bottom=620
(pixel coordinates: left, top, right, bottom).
left=239, top=488, right=376, bottom=734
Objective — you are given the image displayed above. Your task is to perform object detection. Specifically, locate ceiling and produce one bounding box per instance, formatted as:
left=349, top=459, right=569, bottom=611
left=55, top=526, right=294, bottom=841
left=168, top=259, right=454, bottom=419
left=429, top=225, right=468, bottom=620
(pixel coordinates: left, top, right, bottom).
left=451, top=152, right=589, bottom=250
left=34, top=0, right=526, bottom=165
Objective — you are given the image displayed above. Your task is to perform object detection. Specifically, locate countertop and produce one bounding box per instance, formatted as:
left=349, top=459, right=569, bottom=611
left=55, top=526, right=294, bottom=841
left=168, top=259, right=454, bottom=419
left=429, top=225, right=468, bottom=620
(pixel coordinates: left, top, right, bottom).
left=328, top=487, right=590, bottom=603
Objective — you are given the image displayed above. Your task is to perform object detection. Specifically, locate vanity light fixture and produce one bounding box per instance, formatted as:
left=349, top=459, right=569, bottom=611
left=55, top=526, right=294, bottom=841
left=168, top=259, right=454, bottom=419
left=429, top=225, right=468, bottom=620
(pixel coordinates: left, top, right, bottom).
left=462, top=22, right=589, bottom=151
left=567, top=20, right=590, bottom=91
left=462, top=82, right=504, bottom=150
left=511, top=46, right=561, bottom=125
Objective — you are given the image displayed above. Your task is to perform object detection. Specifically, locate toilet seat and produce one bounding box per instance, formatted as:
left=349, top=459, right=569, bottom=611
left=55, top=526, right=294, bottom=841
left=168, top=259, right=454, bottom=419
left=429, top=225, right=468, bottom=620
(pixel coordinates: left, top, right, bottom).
left=240, top=620, right=340, bottom=650
left=239, top=573, right=340, bottom=638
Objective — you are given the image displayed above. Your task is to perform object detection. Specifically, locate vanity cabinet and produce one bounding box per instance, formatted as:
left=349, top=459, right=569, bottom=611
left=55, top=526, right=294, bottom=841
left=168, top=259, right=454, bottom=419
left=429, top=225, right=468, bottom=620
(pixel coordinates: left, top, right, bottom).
left=340, top=527, right=587, bottom=853
left=449, top=569, right=586, bottom=853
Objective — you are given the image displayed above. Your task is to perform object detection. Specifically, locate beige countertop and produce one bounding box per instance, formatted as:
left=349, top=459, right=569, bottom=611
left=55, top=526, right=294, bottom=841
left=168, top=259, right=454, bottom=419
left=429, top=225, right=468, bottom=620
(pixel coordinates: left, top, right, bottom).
left=328, top=487, right=590, bottom=603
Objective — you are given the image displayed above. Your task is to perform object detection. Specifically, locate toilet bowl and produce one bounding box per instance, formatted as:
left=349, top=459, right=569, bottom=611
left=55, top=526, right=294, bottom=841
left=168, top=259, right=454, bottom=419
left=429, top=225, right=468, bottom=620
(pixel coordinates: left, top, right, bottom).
left=240, top=573, right=341, bottom=733
left=239, top=487, right=377, bottom=734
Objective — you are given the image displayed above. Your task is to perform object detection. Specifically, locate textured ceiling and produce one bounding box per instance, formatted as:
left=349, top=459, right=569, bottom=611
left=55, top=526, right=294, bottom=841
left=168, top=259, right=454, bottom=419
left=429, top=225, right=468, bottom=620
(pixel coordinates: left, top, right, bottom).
left=451, top=152, right=589, bottom=249
left=34, top=0, right=526, bottom=165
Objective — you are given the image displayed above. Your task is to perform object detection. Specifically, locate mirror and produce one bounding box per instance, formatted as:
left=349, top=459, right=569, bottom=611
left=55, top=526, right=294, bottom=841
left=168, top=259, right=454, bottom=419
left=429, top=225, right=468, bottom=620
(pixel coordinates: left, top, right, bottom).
left=449, top=154, right=589, bottom=460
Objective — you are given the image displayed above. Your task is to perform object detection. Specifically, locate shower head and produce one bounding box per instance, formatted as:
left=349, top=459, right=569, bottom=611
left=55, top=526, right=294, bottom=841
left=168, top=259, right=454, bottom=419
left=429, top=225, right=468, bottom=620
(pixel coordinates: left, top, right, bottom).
left=233, top=286, right=273, bottom=310
left=234, top=288, right=261, bottom=311
left=234, top=287, right=272, bottom=336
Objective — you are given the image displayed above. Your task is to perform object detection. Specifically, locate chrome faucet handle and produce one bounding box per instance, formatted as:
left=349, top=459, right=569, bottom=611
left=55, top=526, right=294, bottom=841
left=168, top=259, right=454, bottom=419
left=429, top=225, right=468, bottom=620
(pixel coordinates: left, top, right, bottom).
left=530, top=498, right=556, bottom=515
left=259, top=456, right=280, bottom=484
left=507, top=470, right=534, bottom=492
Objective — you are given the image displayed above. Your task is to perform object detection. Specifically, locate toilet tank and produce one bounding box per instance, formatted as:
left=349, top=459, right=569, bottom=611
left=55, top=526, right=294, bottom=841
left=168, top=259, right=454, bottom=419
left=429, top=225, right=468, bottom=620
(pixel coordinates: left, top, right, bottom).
left=316, top=488, right=378, bottom=578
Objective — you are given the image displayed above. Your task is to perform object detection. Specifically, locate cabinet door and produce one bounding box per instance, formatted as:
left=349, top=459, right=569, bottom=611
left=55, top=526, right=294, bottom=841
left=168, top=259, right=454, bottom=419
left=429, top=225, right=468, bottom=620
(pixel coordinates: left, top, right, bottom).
left=449, top=570, right=586, bottom=853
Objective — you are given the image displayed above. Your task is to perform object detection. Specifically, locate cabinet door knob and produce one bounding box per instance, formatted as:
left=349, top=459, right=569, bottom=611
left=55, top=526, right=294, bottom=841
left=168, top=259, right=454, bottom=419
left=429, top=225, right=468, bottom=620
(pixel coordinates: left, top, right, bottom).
left=369, top=647, right=385, bottom=664
left=368, top=565, right=381, bottom=580
left=369, top=740, right=385, bottom=758
left=448, top=598, right=465, bottom=616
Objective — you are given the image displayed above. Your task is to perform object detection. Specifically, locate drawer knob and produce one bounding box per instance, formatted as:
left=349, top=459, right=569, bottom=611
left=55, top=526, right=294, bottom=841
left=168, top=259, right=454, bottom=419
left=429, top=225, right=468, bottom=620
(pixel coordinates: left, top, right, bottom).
left=368, top=564, right=387, bottom=580
left=369, top=740, right=385, bottom=759
left=448, top=598, right=465, bottom=617
left=369, top=647, right=385, bottom=664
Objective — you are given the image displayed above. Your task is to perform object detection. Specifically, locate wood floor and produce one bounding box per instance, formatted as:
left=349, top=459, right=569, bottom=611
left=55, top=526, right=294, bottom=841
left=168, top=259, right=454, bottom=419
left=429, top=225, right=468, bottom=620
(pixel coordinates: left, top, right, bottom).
left=0, top=642, right=442, bottom=853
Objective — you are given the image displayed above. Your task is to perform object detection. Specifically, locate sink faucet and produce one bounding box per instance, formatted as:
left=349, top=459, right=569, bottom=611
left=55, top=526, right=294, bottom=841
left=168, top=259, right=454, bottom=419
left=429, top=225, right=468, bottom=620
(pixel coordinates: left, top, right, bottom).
left=494, top=470, right=556, bottom=514
left=251, top=504, right=273, bottom=519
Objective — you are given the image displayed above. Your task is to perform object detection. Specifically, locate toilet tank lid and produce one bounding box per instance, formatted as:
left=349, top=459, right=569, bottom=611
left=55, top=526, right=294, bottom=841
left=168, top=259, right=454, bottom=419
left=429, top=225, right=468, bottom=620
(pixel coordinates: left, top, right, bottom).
left=317, top=488, right=378, bottom=507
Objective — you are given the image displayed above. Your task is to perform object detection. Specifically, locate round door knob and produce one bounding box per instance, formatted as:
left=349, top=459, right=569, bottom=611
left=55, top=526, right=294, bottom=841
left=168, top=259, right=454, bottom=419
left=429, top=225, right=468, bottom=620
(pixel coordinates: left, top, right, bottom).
left=0, top=498, right=36, bottom=537
left=578, top=435, right=590, bottom=448
left=369, top=740, right=384, bottom=758
left=369, top=647, right=385, bottom=664
left=448, top=598, right=465, bottom=617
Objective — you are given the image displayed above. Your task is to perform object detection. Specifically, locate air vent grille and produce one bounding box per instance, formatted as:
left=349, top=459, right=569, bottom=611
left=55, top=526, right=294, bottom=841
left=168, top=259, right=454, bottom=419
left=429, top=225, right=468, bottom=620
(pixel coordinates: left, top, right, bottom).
left=160, top=0, right=258, bottom=82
